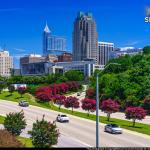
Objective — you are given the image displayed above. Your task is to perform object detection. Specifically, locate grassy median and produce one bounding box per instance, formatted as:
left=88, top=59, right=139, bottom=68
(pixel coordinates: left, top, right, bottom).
left=0, top=91, right=150, bottom=136
left=0, top=116, right=5, bottom=124
left=16, top=136, right=33, bottom=148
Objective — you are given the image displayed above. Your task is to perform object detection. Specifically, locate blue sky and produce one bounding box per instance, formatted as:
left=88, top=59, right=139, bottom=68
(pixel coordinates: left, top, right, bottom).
left=0, top=0, right=150, bottom=68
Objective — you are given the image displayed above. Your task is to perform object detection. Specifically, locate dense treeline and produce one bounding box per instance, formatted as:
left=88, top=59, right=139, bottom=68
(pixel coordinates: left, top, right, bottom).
left=89, top=46, right=150, bottom=112
left=0, top=70, right=84, bottom=85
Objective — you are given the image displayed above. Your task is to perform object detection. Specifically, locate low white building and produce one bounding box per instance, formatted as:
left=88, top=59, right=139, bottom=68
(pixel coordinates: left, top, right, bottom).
left=11, top=84, right=27, bottom=90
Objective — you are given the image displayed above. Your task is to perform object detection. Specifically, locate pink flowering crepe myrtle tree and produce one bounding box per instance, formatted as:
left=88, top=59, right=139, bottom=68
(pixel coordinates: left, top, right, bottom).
left=81, top=98, right=96, bottom=116
left=101, top=98, right=120, bottom=121
left=52, top=94, right=66, bottom=110
left=64, top=96, right=79, bottom=113
left=17, top=87, right=27, bottom=98
left=35, top=86, right=52, bottom=102
left=125, top=106, right=147, bottom=127
left=36, top=91, right=52, bottom=102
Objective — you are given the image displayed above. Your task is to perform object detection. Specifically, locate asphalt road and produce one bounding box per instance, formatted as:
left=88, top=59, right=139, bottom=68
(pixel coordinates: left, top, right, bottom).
left=0, top=100, right=150, bottom=147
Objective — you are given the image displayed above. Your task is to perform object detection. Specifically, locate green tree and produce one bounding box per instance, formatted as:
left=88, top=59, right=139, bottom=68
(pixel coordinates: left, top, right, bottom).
left=28, top=115, right=59, bottom=148
left=4, top=110, right=27, bottom=136
left=143, top=46, right=150, bottom=54
left=0, top=81, right=6, bottom=94
left=64, top=70, right=84, bottom=81
left=8, top=85, right=15, bottom=95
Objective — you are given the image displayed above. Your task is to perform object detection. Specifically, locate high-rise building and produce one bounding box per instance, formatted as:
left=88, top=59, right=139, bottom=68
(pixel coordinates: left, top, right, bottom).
left=43, top=23, right=67, bottom=56
left=0, top=50, right=13, bottom=77
left=73, top=12, right=98, bottom=63
left=98, top=42, right=114, bottom=66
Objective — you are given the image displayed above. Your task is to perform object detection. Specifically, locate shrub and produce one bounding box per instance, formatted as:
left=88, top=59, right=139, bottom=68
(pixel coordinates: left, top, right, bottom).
left=0, top=129, right=24, bottom=147
left=4, top=110, right=27, bottom=136
left=28, top=115, right=59, bottom=148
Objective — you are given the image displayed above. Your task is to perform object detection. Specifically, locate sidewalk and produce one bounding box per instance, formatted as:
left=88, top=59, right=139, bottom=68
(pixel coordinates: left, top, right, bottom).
left=65, top=91, right=150, bottom=125
left=54, top=103, right=150, bottom=125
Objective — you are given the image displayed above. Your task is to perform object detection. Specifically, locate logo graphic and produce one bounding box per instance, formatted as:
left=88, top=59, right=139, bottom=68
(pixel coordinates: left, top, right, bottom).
left=145, top=6, right=150, bottom=22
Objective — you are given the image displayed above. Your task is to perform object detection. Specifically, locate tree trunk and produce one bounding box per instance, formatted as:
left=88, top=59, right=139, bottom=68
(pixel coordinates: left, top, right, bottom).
left=107, top=113, right=110, bottom=121
left=59, top=105, right=61, bottom=110
left=133, top=119, right=136, bottom=127
left=72, top=107, right=73, bottom=113
left=87, top=110, right=90, bottom=117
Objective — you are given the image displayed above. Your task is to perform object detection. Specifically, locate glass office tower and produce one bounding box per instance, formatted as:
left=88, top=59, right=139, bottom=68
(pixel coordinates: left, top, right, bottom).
left=43, top=23, right=66, bottom=56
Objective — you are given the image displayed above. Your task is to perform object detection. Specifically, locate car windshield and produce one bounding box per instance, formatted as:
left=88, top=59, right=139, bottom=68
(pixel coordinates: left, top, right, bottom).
left=20, top=100, right=26, bottom=102
left=61, top=115, right=67, bottom=117
left=111, top=124, right=119, bottom=128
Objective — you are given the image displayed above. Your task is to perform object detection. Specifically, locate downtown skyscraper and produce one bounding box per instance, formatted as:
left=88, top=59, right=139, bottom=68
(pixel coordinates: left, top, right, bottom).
left=43, top=23, right=66, bottom=56
left=73, top=12, right=98, bottom=63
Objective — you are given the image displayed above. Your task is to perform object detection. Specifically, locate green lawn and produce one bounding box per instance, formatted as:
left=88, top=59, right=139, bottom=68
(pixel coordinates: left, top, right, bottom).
left=0, top=91, right=150, bottom=136
left=16, top=136, right=33, bottom=148
left=0, top=116, right=5, bottom=124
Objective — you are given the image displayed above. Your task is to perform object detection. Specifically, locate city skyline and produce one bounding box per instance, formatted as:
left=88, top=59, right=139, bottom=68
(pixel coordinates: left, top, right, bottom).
left=0, top=0, right=150, bottom=68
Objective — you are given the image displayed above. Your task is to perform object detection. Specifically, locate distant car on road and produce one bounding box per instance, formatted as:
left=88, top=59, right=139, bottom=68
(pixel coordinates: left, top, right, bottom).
left=104, top=124, right=122, bottom=134
left=77, top=92, right=81, bottom=96
left=56, top=114, right=69, bottom=123
left=18, top=100, right=29, bottom=107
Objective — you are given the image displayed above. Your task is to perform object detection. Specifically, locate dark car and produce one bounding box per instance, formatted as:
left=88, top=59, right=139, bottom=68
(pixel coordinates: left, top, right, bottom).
left=104, top=124, right=122, bottom=134
left=18, top=100, right=29, bottom=107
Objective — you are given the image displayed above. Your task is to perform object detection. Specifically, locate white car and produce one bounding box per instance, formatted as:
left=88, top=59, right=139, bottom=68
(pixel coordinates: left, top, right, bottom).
left=56, top=114, right=69, bottom=123
left=104, top=124, right=123, bottom=134
left=77, top=92, right=81, bottom=96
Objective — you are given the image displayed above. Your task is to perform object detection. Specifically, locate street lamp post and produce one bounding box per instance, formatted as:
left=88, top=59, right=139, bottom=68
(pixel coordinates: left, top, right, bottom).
left=96, top=73, right=99, bottom=148
left=96, top=63, right=120, bottom=148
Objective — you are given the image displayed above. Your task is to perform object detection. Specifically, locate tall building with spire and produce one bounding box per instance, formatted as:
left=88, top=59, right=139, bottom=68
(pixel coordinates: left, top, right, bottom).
left=43, top=23, right=67, bottom=56
left=73, top=12, right=98, bottom=63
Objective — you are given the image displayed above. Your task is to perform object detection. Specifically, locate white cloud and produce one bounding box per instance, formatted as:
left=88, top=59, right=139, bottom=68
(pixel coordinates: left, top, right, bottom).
left=124, top=40, right=142, bottom=47
left=13, top=48, right=26, bottom=52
